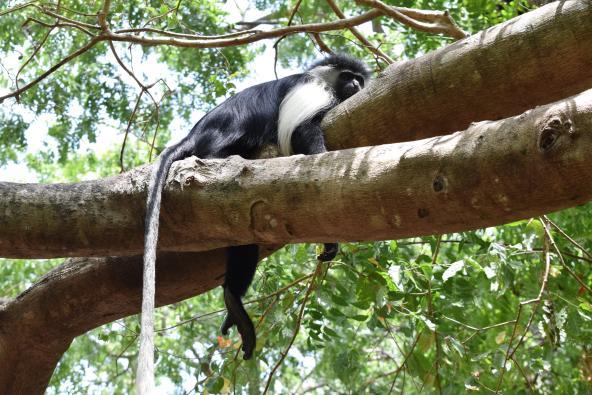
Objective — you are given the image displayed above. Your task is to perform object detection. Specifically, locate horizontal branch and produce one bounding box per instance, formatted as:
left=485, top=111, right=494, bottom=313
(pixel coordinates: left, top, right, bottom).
left=323, top=0, right=592, bottom=149
left=102, top=10, right=383, bottom=48
left=2, top=89, right=592, bottom=258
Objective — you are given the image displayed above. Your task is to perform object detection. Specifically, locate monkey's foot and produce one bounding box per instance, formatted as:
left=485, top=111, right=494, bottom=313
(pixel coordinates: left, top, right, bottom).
left=220, top=314, right=234, bottom=336
left=222, top=287, right=256, bottom=359
left=317, top=243, right=338, bottom=262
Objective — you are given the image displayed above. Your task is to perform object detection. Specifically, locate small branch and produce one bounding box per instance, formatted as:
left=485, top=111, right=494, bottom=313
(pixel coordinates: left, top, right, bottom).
left=326, top=0, right=393, bottom=64
left=495, top=218, right=552, bottom=393
left=510, top=355, right=536, bottom=395
left=0, top=37, right=100, bottom=103
left=286, top=0, right=303, bottom=26
left=355, top=0, right=468, bottom=40
left=440, top=316, right=517, bottom=344
left=546, top=218, right=592, bottom=260
left=426, top=236, right=443, bottom=395
left=0, top=1, right=39, bottom=17
left=39, top=6, right=101, bottom=31
left=262, top=262, right=323, bottom=394
left=119, top=90, right=143, bottom=172
left=98, top=0, right=111, bottom=31
left=15, top=21, right=56, bottom=102
left=24, top=17, right=95, bottom=36
left=361, top=331, right=422, bottom=390
left=311, top=33, right=333, bottom=53
left=102, top=10, right=383, bottom=48
left=541, top=216, right=592, bottom=294
left=114, top=27, right=262, bottom=40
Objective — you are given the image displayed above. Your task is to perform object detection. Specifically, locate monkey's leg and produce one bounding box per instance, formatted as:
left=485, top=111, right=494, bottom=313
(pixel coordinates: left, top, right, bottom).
left=318, top=243, right=338, bottom=262
left=221, top=244, right=259, bottom=359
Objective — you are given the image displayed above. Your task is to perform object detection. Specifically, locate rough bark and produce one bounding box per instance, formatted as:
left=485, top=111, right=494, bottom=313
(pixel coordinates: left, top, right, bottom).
left=323, top=0, right=592, bottom=149
left=2, top=89, right=592, bottom=258
left=0, top=245, right=279, bottom=394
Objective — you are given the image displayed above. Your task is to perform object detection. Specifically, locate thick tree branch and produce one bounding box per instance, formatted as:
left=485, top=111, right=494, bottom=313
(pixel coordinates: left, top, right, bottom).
left=323, top=0, right=592, bottom=149
left=0, top=244, right=280, bottom=394
left=2, top=89, right=592, bottom=258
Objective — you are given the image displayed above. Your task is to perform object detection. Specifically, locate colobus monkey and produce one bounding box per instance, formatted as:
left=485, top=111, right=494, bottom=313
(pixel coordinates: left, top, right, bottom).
left=137, top=54, right=370, bottom=394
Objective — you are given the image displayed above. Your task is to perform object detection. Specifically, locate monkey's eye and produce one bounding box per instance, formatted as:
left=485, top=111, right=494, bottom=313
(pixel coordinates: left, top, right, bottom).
left=356, top=77, right=365, bottom=88
left=338, top=71, right=355, bottom=81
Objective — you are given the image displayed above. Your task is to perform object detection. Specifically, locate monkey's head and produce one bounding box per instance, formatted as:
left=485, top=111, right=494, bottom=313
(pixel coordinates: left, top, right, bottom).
left=307, top=53, right=371, bottom=102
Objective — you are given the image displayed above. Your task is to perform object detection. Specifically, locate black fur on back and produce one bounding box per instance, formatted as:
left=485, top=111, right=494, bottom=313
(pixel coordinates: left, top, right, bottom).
left=138, top=54, right=370, bottom=388
left=178, top=74, right=306, bottom=160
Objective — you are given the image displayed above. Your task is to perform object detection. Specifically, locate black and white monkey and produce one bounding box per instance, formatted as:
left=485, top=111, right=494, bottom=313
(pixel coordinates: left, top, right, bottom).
left=137, top=54, right=370, bottom=393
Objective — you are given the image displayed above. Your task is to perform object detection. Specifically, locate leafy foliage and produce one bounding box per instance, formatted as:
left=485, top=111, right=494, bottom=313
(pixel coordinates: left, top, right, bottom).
left=1, top=0, right=590, bottom=394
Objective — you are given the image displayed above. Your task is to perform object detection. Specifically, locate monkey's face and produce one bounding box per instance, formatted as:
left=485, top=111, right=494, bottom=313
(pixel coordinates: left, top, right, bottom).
left=336, top=71, right=365, bottom=102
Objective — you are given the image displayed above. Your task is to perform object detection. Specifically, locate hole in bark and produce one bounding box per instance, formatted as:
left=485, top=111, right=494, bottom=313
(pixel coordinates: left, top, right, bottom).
left=418, top=208, right=429, bottom=218
left=285, top=224, right=295, bottom=236
left=539, top=128, right=560, bottom=152
left=433, top=175, right=445, bottom=192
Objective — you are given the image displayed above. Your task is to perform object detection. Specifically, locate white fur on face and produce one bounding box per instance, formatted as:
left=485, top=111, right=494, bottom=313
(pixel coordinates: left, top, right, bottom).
left=307, top=65, right=341, bottom=86
left=277, top=70, right=336, bottom=156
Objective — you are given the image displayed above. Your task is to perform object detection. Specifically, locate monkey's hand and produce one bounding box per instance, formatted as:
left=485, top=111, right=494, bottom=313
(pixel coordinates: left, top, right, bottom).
left=222, top=287, right=256, bottom=360
left=317, top=243, right=338, bottom=262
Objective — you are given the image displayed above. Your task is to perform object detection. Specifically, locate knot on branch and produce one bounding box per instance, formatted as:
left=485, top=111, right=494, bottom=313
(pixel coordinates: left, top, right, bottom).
left=432, top=175, right=447, bottom=193
left=172, top=157, right=217, bottom=188
left=538, top=116, right=574, bottom=153
left=250, top=200, right=281, bottom=241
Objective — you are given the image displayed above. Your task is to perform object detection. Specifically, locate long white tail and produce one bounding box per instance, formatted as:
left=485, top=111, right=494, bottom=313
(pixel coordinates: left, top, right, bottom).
left=136, top=147, right=179, bottom=395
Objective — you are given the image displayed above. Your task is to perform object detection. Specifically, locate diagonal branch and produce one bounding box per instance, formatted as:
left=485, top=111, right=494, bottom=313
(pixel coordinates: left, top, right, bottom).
left=0, top=37, right=100, bottom=103
left=325, top=0, right=394, bottom=64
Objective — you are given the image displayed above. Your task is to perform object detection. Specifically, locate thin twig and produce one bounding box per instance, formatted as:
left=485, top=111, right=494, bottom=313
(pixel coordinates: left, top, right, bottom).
left=115, top=27, right=261, bottom=40
left=311, top=33, right=333, bottom=54
left=119, top=91, right=143, bottom=172
left=542, top=216, right=592, bottom=294
left=262, top=262, right=323, bottom=394
left=546, top=217, right=592, bottom=260
left=102, top=10, right=383, bottom=48
left=441, top=315, right=517, bottom=344
left=326, top=0, right=393, bottom=64
left=158, top=272, right=314, bottom=333
left=494, top=218, right=552, bottom=393
left=24, top=17, right=95, bottom=36
left=286, top=0, right=303, bottom=26
left=426, top=235, right=443, bottom=395
left=355, top=0, right=468, bottom=40
left=361, top=331, right=422, bottom=390
left=0, top=37, right=100, bottom=103
left=98, top=0, right=111, bottom=31
left=510, top=355, right=536, bottom=395
left=0, top=1, right=39, bottom=17
left=15, top=21, right=56, bottom=102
